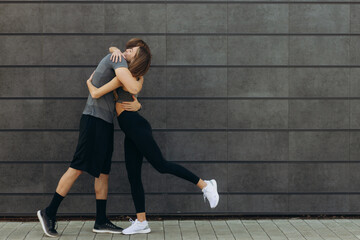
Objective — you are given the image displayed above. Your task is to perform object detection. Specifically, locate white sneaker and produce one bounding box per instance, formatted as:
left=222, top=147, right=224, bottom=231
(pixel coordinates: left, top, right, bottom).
left=202, top=179, right=219, bottom=208
left=122, top=219, right=151, bottom=235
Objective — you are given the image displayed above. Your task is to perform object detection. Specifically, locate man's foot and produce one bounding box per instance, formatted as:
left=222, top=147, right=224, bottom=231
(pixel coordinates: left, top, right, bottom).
left=122, top=219, right=151, bottom=235
left=37, top=209, right=59, bottom=238
left=202, top=179, right=219, bottom=208
left=93, top=219, right=123, bottom=234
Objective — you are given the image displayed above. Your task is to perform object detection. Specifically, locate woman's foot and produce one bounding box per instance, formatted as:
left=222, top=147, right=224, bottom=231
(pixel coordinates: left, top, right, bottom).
left=122, top=219, right=151, bottom=235
left=202, top=179, right=219, bottom=208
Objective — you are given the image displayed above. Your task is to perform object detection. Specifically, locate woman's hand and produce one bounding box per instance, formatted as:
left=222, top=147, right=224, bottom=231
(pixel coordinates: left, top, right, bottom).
left=110, top=49, right=125, bottom=63
left=119, top=95, right=142, bottom=111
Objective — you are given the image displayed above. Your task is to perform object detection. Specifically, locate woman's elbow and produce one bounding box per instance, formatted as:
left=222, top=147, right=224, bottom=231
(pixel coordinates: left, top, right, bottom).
left=129, top=87, right=140, bottom=95
left=91, top=92, right=100, bottom=99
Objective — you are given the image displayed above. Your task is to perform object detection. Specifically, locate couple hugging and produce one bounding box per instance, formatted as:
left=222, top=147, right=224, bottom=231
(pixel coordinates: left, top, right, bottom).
left=37, top=38, right=219, bottom=237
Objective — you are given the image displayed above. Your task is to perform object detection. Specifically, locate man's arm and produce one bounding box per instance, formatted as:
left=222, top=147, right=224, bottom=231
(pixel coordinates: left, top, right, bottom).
left=119, top=95, right=142, bottom=111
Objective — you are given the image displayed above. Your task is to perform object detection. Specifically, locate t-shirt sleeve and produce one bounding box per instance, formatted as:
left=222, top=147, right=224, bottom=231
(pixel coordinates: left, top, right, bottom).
left=109, top=55, right=128, bottom=71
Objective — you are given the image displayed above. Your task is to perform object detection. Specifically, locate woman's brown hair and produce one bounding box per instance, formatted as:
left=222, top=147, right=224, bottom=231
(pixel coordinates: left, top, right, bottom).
left=125, top=38, right=151, bottom=78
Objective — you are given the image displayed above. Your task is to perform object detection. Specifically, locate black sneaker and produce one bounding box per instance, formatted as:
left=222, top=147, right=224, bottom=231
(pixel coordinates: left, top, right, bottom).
left=37, top=209, right=59, bottom=238
left=93, top=219, right=123, bottom=234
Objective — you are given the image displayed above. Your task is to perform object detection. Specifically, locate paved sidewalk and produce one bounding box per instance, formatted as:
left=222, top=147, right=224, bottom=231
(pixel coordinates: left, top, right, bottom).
left=2, top=219, right=360, bottom=240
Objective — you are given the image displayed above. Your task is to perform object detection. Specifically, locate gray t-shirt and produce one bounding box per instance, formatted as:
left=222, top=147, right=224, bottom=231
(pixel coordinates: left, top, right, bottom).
left=83, top=53, right=128, bottom=123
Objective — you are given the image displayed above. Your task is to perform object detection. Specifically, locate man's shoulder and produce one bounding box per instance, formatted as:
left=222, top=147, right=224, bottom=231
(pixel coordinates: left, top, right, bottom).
left=102, top=54, right=128, bottom=67
left=100, top=53, right=112, bottom=63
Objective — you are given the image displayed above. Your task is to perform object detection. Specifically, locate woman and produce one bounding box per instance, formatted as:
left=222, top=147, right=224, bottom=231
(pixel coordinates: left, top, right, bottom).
left=87, top=38, right=219, bottom=235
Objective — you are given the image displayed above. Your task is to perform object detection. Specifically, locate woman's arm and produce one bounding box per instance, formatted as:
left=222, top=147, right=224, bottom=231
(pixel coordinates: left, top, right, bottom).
left=86, top=68, right=144, bottom=98
left=114, top=68, right=143, bottom=94
left=109, top=46, right=125, bottom=63
left=138, top=76, right=144, bottom=86
left=109, top=46, right=120, bottom=53
left=108, top=47, right=143, bottom=93
left=86, top=73, right=144, bottom=99
left=87, top=75, right=123, bottom=99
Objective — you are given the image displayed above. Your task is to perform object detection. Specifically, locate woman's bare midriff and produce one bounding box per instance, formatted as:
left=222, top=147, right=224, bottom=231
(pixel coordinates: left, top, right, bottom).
left=116, top=103, right=126, bottom=117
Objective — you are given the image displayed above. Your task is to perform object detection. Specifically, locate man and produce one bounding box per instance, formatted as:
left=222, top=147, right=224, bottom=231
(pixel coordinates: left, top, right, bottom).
left=37, top=47, right=142, bottom=237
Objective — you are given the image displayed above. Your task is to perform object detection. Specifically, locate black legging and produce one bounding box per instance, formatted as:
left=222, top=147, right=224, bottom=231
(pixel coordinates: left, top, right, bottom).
left=117, top=111, right=200, bottom=213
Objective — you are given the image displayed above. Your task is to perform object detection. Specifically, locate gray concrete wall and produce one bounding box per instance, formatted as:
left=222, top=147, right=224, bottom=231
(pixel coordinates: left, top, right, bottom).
left=0, top=1, right=359, bottom=216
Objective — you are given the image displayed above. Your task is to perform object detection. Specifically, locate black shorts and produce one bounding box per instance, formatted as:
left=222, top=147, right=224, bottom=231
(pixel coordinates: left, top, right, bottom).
left=70, top=114, right=114, bottom=178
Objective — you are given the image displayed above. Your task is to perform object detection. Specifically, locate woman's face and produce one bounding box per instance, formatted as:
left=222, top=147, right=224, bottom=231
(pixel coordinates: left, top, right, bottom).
left=123, top=46, right=140, bottom=62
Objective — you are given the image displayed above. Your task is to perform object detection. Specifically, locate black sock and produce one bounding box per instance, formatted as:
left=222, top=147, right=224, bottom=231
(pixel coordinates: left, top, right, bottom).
left=45, top=192, right=64, bottom=218
left=96, top=199, right=107, bottom=224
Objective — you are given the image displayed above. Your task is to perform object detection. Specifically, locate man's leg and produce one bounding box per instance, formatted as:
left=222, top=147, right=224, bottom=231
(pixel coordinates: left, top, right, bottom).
left=47, top=167, right=83, bottom=218
left=94, top=173, right=109, bottom=225
left=92, top=173, right=122, bottom=234
left=56, top=167, right=83, bottom=196
left=38, top=167, right=82, bottom=237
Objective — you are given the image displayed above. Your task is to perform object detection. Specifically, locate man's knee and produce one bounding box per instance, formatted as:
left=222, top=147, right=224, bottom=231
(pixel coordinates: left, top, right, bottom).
left=95, top=174, right=109, bottom=189
left=98, top=173, right=109, bottom=181
left=68, top=167, right=83, bottom=177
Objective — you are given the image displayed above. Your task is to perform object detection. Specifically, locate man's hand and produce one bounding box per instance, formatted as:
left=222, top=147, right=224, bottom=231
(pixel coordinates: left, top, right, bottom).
left=119, top=95, right=141, bottom=111
left=87, top=71, right=95, bottom=84
left=110, top=49, right=125, bottom=63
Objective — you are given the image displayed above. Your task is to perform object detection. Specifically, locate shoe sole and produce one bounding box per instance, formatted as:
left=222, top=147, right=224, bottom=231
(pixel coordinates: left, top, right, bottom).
left=92, top=229, right=122, bottom=234
left=122, top=228, right=151, bottom=235
left=210, top=180, right=219, bottom=208
left=37, top=210, right=58, bottom=238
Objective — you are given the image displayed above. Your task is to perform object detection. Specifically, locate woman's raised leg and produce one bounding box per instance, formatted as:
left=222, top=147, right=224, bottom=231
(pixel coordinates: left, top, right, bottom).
left=127, top=119, right=219, bottom=209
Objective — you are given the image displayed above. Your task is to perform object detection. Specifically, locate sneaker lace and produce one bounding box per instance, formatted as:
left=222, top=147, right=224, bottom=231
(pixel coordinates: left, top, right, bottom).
left=203, top=183, right=215, bottom=203
left=105, top=221, right=115, bottom=228
left=203, top=193, right=207, bottom=203
left=129, top=218, right=135, bottom=225
left=49, top=218, right=58, bottom=230
left=203, top=184, right=211, bottom=203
